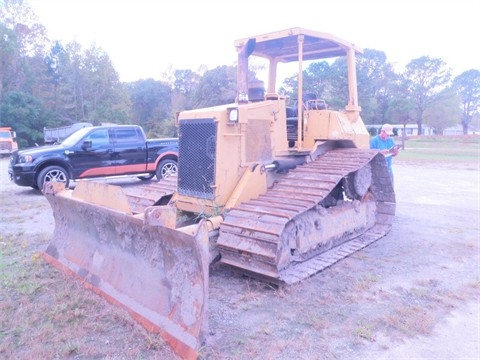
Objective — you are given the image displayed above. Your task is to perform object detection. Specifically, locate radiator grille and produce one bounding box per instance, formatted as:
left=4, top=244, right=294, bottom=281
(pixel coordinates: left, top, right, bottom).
left=0, top=142, right=12, bottom=151
left=178, top=118, right=216, bottom=200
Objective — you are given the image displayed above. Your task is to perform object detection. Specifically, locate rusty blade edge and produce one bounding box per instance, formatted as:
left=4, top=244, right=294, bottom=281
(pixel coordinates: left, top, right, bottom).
left=42, top=252, right=200, bottom=360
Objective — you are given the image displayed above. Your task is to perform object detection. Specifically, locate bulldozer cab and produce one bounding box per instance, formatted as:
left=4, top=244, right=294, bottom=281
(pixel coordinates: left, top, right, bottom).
left=234, top=27, right=365, bottom=150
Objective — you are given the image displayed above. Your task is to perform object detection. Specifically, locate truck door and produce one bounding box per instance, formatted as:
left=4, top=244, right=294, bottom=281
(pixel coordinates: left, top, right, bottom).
left=67, top=127, right=116, bottom=178
left=112, top=127, right=148, bottom=175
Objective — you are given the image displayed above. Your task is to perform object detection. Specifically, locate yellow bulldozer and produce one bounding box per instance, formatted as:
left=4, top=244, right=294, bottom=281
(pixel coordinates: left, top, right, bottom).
left=42, top=27, right=395, bottom=359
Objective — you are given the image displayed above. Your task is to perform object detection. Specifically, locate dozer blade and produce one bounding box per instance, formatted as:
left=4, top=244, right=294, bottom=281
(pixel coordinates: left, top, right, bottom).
left=42, top=181, right=208, bottom=360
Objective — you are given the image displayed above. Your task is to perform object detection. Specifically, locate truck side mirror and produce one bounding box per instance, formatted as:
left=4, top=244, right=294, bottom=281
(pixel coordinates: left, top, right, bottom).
left=82, top=140, right=92, bottom=150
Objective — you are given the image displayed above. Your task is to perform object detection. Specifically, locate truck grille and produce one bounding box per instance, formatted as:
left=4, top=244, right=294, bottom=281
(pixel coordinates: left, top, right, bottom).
left=0, top=142, right=12, bottom=151
left=178, top=118, right=216, bottom=200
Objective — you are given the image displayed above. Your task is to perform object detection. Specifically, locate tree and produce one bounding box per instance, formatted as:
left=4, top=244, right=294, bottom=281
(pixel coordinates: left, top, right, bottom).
left=0, top=22, right=19, bottom=104
left=423, top=87, right=461, bottom=134
left=452, top=69, right=480, bottom=134
left=386, top=97, right=415, bottom=147
left=43, top=41, right=65, bottom=114
left=279, top=49, right=400, bottom=125
left=46, top=41, right=132, bottom=126
left=54, top=40, right=85, bottom=123
left=356, top=49, right=399, bottom=125
left=172, top=69, right=201, bottom=111
left=82, top=43, right=131, bottom=124
left=470, top=113, right=480, bottom=131
left=0, top=0, right=50, bottom=95
left=0, top=90, right=50, bottom=147
left=280, top=61, right=331, bottom=101
left=191, top=65, right=237, bottom=108
left=128, top=78, right=172, bottom=134
left=402, top=56, right=451, bottom=135
left=0, top=0, right=49, bottom=57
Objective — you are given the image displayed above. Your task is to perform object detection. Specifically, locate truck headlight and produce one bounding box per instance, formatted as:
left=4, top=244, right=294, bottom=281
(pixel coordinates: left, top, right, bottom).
left=19, top=155, right=33, bottom=163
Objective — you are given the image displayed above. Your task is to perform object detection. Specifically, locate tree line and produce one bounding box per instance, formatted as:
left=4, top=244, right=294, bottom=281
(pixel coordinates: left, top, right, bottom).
left=1, top=0, right=479, bottom=148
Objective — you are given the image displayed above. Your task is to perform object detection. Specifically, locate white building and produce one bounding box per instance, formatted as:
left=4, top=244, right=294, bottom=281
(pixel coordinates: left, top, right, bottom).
left=367, top=124, right=434, bottom=136
left=442, top=124, right=478, bottom=135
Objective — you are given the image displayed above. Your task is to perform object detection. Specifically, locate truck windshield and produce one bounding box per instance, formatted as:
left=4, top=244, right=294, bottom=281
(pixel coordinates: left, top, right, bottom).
left=0, top=132, right=11, bottom=138
left=61, top=127, right=95, bottom=146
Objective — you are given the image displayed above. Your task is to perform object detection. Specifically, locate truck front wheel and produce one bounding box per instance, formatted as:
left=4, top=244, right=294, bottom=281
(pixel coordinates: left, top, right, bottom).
left=156, top=159, right=177, bottom=180
left=37, top=165, right=70, bottom=192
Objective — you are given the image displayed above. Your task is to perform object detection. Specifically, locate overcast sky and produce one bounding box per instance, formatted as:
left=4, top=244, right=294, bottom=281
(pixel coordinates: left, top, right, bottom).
left=28, top=0, right=480, bottom=83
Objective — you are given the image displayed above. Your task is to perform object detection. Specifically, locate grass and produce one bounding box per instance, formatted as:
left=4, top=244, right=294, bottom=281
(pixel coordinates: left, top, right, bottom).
left=384, top=305, right=434, bottom=336
left=354, top=323, right=376, bottom=342
left=0, top=233, right=176, bottom=359
left=394, top=135, right=480, bottom=163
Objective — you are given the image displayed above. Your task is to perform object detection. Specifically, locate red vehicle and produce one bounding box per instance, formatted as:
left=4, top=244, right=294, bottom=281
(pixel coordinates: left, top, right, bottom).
left=0, top=127, right=18, bottom=157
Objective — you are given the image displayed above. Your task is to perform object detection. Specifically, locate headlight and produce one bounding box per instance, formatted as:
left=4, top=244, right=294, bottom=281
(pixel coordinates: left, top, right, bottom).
left=19, top=155, right=33, bottom=163
left=228, top=108, right=238, bottom=124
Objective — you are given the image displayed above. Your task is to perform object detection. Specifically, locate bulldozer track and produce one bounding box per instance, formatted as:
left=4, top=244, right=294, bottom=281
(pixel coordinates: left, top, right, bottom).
left=122, top=175, right=178, bottom=213
left=217, top=148, right=396, bottom=285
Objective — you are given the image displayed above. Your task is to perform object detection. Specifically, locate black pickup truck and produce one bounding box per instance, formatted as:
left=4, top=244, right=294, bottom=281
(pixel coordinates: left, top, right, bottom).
left=9, top=124, right=178, bottom=190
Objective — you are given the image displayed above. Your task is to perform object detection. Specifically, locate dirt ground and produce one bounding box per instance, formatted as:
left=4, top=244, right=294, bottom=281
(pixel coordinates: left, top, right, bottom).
left=1, top=157, right=479, bottom=359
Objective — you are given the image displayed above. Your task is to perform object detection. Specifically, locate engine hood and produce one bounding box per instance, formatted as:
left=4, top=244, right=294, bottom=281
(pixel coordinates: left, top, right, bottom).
left=16, top=144, right=65, bottom=157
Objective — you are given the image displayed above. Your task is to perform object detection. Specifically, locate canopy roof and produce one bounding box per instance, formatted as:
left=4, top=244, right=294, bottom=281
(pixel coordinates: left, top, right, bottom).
left=234, top=27, right=363, bottom=63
